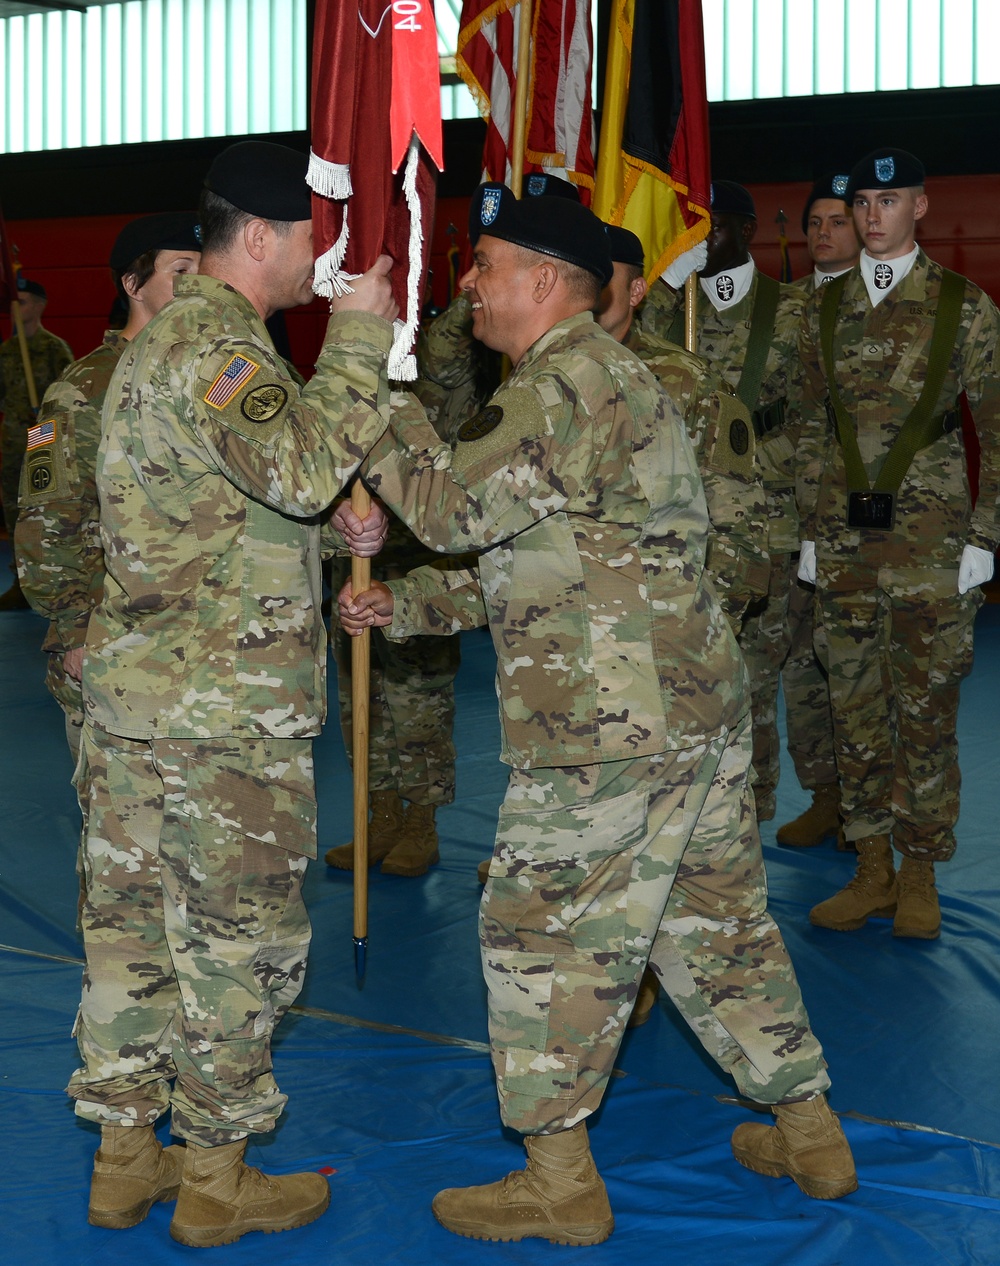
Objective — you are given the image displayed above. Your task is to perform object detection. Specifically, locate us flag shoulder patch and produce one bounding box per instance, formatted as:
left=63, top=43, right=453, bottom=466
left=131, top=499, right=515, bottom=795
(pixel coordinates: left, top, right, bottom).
left=26, top=419, right=56, bottom=449
left=204, top=354, right=260, bottom=409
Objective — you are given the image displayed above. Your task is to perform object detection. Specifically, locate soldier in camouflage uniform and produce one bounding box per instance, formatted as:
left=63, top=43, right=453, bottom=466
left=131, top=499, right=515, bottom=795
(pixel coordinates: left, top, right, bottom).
left=343, top=185, right=856, bottom=1246
left=16, top=213, right=201, bottom=763
left=0, top=276, right=73, bottom=608
left=775, top=175, right=861, bottom=849
left=66, top=142, right=396, bottom=1247
left=797, top=148, right=1000, bottom=941
left=598, top=224, right=769, bottom=632
left=638, top=182, right=805, bottom=827
left=323, top=293, right=497, bottom=878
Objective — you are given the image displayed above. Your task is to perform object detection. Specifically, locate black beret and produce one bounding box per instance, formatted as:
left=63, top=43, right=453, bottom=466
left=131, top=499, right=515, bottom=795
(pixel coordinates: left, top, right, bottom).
left=204, top=141, right=311, bottom=221
left=604, top=225, right=645, bottom=269
left=16, top=277, right=46, bottom=299
left=710, top=180, right=756, bottom=219
left=845, top=148, right=925, bottom=201
left=521, top=173, right=581, bottom=202
left=469, top=183, right=613, bottom=286
left=110, top=212, right=201, bottom=272
left=801, top=172, right=851, bottom=232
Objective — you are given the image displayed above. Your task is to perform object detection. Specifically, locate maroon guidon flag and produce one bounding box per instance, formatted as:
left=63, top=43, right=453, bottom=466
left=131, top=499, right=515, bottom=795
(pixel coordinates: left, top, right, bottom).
left=308, top=1, right=444, bottom=378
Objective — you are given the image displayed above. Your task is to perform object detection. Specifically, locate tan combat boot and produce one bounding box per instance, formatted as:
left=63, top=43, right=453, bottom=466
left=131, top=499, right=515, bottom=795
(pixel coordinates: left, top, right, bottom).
left=809, top=835, right=896, bottom=930
left=893, top=857, right=941, bottom=939
left=381, top=802, right=440, bottom=876
left=731, top=1094, right=858, bottom=1200
left=627, top=967, right=661, bottom=1029
left=775, top=783, right=841, bottom=847
left=324, top=789, right=405, bottom=869
left=432, top=1121, right=614, bottom=1245
left=169, top=1138, right=330, bottom=1248
left=88, top=1123, right=184, bottom=1229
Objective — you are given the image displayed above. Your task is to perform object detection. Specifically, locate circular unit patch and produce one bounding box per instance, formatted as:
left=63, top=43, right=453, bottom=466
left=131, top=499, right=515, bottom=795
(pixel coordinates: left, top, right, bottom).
left=241, top=384, right=289, bottom=423
left=458, top=405, right=504, bottom=443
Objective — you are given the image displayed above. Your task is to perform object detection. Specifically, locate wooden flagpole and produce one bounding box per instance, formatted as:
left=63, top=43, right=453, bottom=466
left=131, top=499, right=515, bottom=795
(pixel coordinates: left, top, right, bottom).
left=509, top=0, right=533, bottom=197
left=350, top=479, right=372, bottom=979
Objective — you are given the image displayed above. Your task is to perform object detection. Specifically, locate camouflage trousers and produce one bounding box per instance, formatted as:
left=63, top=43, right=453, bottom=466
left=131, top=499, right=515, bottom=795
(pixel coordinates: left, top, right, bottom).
left=46, top=650, right=84, bottom=764
left=814, top=571, right=983, bottom=859
left=334, top=616, right=459, bottom=808
left=780, top=575, right=837, bottom=791
left=67, top=723, right=315, bottom=1145
left=479, top=714, right=829, bottom=1136
left=740, top=551, right=796, bottom=819
left=0, top=415, right=25, bottom=534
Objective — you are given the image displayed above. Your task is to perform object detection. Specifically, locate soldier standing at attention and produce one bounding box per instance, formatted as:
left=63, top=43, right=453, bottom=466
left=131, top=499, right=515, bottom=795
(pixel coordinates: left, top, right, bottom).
left=343, top=184, right=856, bottom=1246
left=775, top=174, right=861, bottom=850
left=0, top=276, right=73, bottom=608
left=638, top=181, right=805, bottom=831
left=798, top=148, right=1000, bottom=940
left=67, top=141, right=396, bottom=1247
left=16, top=213, right=202, bottom=763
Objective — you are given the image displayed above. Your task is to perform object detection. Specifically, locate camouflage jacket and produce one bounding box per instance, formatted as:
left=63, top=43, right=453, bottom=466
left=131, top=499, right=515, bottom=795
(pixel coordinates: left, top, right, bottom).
left=83, top=274, right=392, bottom=740
left=364, top=311, right=748, bottom=770
left=16, top=331, right=127, bottom=652
left=797, top=249, right=1000, bottom=585
left=623, top=322, right=769, bottom=619
left=639, top=272, right=805, bottom=553
left=413, top=292, right=482, bottom=444
left=0, top=325, right=73, bottom=427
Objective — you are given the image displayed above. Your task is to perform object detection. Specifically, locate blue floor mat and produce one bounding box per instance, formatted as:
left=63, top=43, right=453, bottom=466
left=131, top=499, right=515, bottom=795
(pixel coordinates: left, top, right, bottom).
left=3, top=534, right=1000, bottom=1264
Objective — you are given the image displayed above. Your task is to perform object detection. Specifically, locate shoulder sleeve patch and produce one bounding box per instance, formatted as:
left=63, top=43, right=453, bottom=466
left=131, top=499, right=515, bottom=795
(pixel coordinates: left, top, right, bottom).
left=21, top=417, right=67, bottom=502
left=451, top=388, right=550, bottom=477
left=708, top=392, right=756, bottom=481
left=204, top=354, right=260, bottom=409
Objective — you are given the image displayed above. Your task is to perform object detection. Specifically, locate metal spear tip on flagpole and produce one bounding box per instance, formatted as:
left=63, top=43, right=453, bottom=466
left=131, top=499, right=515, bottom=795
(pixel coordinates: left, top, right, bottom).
left=353, top=936, right=367, bottom=982
left=775, top=209, right=788, bottom=226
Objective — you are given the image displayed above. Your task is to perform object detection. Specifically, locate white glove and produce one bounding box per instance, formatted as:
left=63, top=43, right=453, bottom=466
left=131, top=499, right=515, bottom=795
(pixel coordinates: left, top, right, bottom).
left=957, top=543, right=995, bottom=594
left=797, top=541, right=817, bottom=585
left=661, top=240, right=708, bottom=289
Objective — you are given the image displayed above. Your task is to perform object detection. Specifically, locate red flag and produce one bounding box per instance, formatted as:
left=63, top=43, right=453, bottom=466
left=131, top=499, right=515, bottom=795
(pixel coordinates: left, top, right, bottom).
left=457, top=0, right=595, bottom=202
left=308, top=1, right=444, bottom=379
left=593, top=0, right=711, bottom=279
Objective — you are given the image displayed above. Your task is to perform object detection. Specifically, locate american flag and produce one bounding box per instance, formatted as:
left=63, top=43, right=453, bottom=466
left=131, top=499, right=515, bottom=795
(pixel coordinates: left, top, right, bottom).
left=457, top=0, right=595, bottom=202
left=26, top=420, right=56, bottom=449
left=204, top=354, right=259, bottom=409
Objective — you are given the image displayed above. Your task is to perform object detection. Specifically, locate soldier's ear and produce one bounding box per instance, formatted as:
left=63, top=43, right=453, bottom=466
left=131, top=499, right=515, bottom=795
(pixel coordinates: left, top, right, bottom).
left=532, top=259, right=559, bottom=303
left=629, top=275, right=648, bottom=310
left=121, top=271, right=141, bottom=300
left=913, top=191, right=929, bottom=223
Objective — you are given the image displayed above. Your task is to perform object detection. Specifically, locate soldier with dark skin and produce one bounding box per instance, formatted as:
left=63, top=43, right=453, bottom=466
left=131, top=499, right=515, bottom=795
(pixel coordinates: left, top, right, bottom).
left=775, top=174, right=861, bottom=850
left=798, top=148, right=1000, bottom=941
left=67, top=142, right=396, bottom=1247
left=340, top=185, right=856, bottom=1247
left=0, top=277, right=73, bottom=608
left=638, top=182, right=806, bottom=831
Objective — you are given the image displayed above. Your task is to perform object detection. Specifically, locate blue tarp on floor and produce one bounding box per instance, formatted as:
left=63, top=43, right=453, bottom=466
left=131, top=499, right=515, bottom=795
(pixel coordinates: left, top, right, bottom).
left=3, top=533, right=1000, bottom=1264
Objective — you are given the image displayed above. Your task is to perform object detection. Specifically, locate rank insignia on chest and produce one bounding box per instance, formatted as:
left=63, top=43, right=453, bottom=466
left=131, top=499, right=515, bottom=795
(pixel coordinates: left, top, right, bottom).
left=458, top=405, right=504, bottom=442
left=716, top=275, right=735, bottom=302
left=204, top=354, right=260, bottom=409
left=874, top=263, right=894, bottom=290
left=26, top=419, right=56, bottom=449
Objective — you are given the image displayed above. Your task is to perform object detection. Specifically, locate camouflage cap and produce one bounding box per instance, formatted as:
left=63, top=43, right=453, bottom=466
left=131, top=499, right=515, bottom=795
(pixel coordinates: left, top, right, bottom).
left=845, top=148, right=926, bottom=201
left=801, top=172, right=852, bottom=232
left=469, top=182, right=613, bottom=285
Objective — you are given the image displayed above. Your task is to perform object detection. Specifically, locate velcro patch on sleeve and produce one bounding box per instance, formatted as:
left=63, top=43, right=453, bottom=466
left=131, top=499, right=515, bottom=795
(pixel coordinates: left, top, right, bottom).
left=26, top=418, right=56, bottom=450
left=709, top=392, right=756, bottom=481
left=451, top=388, right=549, bottom=477
left=203, top=354, right=260, bottom=409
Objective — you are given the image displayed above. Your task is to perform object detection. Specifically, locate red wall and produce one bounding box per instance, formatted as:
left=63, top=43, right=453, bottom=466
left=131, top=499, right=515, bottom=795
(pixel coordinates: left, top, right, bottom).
left=5, top=177, right=1000, bottom=372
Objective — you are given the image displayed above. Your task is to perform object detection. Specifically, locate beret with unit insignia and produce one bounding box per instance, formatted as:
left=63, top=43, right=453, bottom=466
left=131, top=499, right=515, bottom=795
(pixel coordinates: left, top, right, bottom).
left=801, top=172, right=852, bottom=232
left=845, top=148, right=926, bottom=201
left=204, top=141, right=312, bottom=222
left=710, top=180, right=756, bottom=220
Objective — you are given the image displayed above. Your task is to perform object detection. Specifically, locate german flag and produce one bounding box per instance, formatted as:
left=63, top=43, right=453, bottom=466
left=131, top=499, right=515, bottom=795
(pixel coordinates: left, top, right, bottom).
left=594, top=0, right=711, bottom=281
